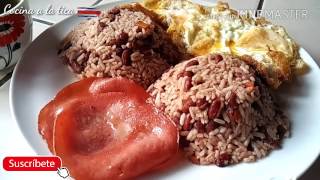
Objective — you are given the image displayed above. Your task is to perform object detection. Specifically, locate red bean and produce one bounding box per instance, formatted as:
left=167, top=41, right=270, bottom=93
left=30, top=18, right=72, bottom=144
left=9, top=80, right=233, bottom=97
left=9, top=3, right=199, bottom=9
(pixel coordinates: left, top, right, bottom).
left=184, top=77, right=192, bottom=92
left=116, top=32, right=129, bottom=46
left=193, top=121, right=205, bottom=133
left=107, top=14, right=116, bottom=21
left=208, top=99, right=222, bottom=120
left=215, top=153, right=231, bottom=167
left=106, top=38, right=118, bottom=46
left=109, top=7, right=120, bottom=15
left=212, top=54, right=223, bottom=63
left=196, top=98, right=209, bottom=110
left=226, top=108, right=241, bottom=123
left=226, top=93, right=241, bottom=123
left=182, top=115, right=192, bottom=131
left=177, top=70, right=193, bottom=79
left=228, top=92, right=238, bottom=108
left=183, top=71, right=194, bottom=77
left=185, top=60, right=199, bottom=67
left=181, top=98, right=195, bottom=113
left=179, top=136, right=190, bottom=148
left=121, top=49, right=131, bottom=66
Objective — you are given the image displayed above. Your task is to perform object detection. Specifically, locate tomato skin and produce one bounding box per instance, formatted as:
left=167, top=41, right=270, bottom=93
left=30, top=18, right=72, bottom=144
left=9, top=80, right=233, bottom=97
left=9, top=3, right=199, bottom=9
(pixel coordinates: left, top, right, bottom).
left=54, top=93, right=178, bottom=180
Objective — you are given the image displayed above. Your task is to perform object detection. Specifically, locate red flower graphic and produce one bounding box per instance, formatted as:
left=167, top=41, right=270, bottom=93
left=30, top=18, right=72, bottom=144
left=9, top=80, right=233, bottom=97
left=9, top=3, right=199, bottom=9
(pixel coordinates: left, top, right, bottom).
left=0, top=14, right=25, bottom=47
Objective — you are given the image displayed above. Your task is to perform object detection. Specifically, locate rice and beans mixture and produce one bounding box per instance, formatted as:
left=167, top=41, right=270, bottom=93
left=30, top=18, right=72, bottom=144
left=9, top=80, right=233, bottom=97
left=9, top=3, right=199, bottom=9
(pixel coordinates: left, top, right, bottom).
left=58, top=5, right=290, bottom=167
left=148, top=54, right=290, bottom=166
left=58, top=6, right=182, bottom=88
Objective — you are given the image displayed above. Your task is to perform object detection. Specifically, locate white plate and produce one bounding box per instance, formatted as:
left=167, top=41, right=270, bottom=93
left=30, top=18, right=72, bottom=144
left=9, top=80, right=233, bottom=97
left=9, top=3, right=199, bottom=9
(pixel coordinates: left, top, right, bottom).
left=9, top=0, right=320, bottom=179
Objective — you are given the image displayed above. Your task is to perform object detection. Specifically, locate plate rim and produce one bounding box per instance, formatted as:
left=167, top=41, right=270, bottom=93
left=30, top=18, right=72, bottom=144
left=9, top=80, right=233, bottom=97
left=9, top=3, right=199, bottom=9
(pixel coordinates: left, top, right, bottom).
left=8, top=0, right=320, bottom=179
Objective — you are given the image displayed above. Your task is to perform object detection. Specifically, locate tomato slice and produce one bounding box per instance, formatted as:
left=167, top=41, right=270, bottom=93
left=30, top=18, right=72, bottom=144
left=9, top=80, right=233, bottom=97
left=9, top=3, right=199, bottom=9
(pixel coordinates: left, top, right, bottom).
left=39, top=77, right=149, bottom=152
left=54, top=93, right=178, bottom=180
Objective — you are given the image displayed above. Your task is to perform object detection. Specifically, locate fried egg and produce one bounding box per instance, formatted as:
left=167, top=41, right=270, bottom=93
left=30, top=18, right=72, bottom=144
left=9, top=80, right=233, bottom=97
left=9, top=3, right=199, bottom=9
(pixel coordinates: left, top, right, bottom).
left=142, top=0, right=308, bottom=88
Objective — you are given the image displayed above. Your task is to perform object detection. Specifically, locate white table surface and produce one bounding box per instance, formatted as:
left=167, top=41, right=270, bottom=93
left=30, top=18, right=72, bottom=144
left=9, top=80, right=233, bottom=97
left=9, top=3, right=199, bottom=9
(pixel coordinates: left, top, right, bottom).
left=0, top=0, right=319, bottom=179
